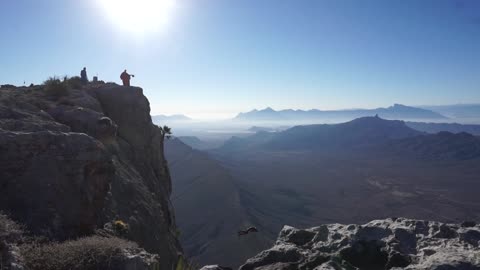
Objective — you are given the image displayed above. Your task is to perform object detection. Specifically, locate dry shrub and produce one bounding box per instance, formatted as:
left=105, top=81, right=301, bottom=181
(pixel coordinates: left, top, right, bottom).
left=21, top=236, right=137, bottom=270
left=43, top=77, right=69, bottom=97
left=65, top=76, right=83, bottom=90
left=0, top=213, right=23, bottom=242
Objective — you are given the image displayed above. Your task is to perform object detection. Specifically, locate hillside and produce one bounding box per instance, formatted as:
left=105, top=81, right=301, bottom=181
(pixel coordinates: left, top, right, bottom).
left=219, top=116, right=422, bottom=153
left=165, top=138, right=272, bottom=267
left=389, top=131, right=480, bottom=160
left=0, top=83, right=182, bottom=269
left=406, top=121, right=480, bottom=135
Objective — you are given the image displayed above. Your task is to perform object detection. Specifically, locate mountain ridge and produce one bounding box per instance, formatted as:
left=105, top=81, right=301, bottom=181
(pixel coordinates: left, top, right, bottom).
left=152, top=114, right=192, bottom=122
left=219, top=116, right=423, bottom=153
left=234, top=104, right=447, bottom=121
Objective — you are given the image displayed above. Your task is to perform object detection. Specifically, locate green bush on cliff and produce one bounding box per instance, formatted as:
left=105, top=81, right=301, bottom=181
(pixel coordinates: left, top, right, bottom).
left=160, top=125, right=172, bottom=140
left=21, top=236, right=137, bottom=270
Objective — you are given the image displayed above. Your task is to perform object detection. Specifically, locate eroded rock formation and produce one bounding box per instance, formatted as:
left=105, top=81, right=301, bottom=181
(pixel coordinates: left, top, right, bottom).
left=239, top=218, right=480, bottom=270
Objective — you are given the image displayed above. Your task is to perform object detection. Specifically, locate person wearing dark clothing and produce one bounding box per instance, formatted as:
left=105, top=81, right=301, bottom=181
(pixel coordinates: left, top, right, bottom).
left=80, top=67, right=88, bottom=84
left=120, top=69, right=134, bottom=86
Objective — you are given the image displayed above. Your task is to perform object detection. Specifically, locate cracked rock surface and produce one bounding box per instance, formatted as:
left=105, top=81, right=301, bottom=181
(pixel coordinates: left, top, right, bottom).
left=239, top=218, right=480, bottom=270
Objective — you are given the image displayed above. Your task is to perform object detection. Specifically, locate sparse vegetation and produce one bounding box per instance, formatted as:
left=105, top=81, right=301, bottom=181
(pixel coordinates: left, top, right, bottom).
left=65, top=76, right=83, bottom=90
left=20, top=236, right=137, bottom=270
left=43, top=76, right=69, bottom=97
left=43, top=76, right=85, bottom=97
left=0, top=212, right=23, bottom=242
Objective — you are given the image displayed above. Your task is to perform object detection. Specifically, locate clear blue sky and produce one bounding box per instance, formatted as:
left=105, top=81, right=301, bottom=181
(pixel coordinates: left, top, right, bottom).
left=1, top=0, right=479, bottom=119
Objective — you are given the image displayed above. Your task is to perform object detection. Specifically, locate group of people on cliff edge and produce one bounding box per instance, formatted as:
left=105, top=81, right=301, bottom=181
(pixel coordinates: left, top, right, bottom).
left=80, top=67, right=134, bottom=87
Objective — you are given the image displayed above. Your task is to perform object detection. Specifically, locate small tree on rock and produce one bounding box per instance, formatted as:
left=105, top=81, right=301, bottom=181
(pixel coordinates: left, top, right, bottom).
left=159, top=125, right=172, bottom=140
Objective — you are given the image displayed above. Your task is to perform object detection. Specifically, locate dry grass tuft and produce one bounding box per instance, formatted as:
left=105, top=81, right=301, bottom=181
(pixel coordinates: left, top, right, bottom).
left=21, top=236, right=137, bottom=270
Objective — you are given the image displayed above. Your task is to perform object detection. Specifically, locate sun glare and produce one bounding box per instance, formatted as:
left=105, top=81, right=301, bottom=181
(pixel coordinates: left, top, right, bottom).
left=99, top=0, right=175, bottom=36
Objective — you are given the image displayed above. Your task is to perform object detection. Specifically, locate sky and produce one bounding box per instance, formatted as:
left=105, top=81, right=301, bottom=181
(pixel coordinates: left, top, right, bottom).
left=0, top=0, right=479, bottom=119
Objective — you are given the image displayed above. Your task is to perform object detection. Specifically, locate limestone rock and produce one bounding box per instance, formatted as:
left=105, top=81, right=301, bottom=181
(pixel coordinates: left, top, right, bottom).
left=239, top=218, right=480, bottom=270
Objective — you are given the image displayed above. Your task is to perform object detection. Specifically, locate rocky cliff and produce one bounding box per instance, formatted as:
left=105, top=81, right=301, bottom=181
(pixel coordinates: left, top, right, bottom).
left=0, top=83, right=182, bottom=269
left=235, top=218, right=480, bottom=270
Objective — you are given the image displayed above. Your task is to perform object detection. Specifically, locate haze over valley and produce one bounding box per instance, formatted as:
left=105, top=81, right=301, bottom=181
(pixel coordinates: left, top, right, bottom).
left=164, top=112, right=480, bottom=267
left=2, top=1, right=480, bottom=269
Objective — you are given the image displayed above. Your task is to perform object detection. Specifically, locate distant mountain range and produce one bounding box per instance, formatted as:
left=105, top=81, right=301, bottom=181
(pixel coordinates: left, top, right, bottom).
left=219, top=116, right=480, bottom=161
left=248, top=126, right=289, bottom=133
left=420, top=104, right=480, bottom=119
left=221, top=116, right=423, bottom=153
left=234, top=104, right=447, bottom=121
left=152, top=114, right=191, bottom=122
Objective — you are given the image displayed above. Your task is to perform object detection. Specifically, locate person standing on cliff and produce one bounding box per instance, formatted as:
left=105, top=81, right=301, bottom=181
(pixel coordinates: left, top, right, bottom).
left=80, top=67, right=88, bottom=84
left=120, top=69, right=134, bottom=87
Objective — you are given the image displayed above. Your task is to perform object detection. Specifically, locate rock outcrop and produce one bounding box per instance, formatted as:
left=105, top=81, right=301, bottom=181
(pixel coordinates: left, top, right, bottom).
left=239, top=218, right=480, bottom=270
left=0, top=83, right=181, bottom=269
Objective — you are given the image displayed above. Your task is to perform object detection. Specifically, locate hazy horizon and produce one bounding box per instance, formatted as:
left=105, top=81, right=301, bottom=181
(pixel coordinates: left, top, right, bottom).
left=154, top=102, right=480, bottom=120
left=1, top=0, right=480, bottom=119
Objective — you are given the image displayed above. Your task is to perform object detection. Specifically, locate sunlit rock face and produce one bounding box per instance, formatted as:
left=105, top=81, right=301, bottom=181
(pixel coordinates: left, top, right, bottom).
left=239, top=218, right=480, bottom=270
left=0, top=83, right=182, bottom=270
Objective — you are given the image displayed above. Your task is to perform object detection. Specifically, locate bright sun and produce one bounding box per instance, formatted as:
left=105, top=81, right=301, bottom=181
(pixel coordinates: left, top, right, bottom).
left=99, top=0, right=176, bottom=35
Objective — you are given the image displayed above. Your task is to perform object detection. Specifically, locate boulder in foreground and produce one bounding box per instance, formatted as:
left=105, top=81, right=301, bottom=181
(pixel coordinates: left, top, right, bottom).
left=239, top=218, right=480, bottom=270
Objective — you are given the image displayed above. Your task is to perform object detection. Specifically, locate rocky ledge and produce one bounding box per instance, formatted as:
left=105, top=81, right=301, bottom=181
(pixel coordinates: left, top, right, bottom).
left=238, top=218, right=480, bottom=270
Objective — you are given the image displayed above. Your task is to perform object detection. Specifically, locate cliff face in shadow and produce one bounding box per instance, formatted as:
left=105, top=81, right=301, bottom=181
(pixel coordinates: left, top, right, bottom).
left=0, top=83, right=181, bottom=269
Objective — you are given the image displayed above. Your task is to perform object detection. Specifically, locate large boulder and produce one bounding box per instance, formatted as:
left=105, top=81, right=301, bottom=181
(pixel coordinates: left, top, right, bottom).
left=239, top=218, right=480, bottom=270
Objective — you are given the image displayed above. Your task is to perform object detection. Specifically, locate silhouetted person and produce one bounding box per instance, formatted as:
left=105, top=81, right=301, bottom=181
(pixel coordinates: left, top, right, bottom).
left=120, top=69, right=134, bottom=86
left=80, top=67, right=88, bottom=84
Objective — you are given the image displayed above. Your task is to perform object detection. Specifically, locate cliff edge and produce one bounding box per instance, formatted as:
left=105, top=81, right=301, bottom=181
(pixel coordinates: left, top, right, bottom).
left=0, top=83, right=182, bottom=269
